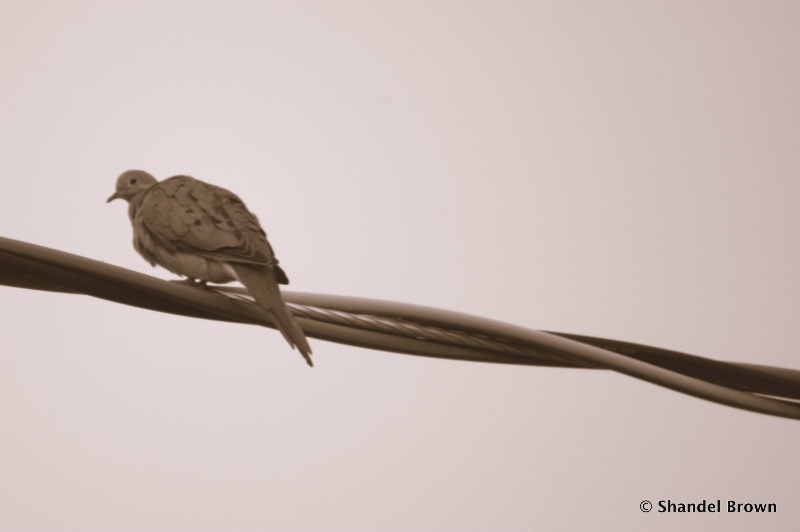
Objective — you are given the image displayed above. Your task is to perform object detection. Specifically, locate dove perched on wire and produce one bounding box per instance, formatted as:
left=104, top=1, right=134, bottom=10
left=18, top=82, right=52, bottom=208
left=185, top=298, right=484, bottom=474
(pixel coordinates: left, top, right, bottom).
left=107, top=170, right=313, bottom=366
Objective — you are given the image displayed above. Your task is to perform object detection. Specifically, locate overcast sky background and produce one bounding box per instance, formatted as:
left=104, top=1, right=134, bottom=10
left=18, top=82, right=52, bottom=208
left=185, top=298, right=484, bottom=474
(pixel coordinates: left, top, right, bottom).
left=2, top=1, right=799, bottom=531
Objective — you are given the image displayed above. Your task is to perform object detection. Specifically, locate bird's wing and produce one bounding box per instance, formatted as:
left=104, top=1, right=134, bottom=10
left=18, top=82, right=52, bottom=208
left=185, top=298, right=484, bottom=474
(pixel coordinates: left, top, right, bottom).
left=139, top=176, right=288, bottom=279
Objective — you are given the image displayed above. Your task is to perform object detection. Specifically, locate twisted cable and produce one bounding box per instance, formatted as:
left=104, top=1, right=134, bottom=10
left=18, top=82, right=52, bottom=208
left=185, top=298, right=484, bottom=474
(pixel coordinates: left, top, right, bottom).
left=3, top=236, right=800, bottom=420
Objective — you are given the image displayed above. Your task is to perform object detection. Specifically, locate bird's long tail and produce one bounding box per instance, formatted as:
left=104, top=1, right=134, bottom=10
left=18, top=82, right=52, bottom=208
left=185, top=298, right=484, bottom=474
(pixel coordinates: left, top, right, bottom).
left=231, top=263, right=313, bottom=366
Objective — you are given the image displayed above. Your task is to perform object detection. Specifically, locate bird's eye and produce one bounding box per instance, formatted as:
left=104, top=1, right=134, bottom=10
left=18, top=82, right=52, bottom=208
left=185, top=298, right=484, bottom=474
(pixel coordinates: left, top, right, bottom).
left=130, top=178, right=138, bottom=185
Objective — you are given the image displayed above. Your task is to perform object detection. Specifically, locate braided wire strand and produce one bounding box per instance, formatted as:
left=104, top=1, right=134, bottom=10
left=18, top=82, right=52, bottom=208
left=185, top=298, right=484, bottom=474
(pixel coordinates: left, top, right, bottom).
left=221, top=288, right=572, bottom=364
left=293, top=304, right=569, bottom=364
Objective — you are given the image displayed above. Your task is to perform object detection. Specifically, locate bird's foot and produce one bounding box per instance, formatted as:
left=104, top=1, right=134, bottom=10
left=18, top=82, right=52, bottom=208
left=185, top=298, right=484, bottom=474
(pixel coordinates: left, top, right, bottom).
left=170, top=278, right=210, bottom=288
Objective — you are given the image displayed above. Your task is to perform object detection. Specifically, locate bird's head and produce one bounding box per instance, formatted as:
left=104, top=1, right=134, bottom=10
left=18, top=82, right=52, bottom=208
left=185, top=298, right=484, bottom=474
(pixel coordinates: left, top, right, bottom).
left=107, top=170, right=157, bottom=203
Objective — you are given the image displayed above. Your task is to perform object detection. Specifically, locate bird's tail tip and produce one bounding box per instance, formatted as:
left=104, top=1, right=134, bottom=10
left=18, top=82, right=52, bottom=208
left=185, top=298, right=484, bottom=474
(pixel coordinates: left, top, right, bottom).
left=287, top=335, right=314, bottom=367
left=299, top=345, right=314, bottom=367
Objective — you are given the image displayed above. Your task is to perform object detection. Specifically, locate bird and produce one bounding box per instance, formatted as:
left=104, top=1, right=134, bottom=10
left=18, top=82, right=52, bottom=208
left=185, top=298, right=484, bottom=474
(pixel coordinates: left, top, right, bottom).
left=107, top=170, right=313, bottom=366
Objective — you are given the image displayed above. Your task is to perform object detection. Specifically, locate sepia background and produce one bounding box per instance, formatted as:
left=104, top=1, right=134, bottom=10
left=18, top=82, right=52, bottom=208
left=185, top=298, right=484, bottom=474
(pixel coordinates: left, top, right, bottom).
left=2, top=1, right=799, bottom=530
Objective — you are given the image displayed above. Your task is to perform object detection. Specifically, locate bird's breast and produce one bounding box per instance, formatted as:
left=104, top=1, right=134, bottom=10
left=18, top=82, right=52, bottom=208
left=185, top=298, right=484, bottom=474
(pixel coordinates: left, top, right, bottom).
left=133, top=230, right=237, bottom=284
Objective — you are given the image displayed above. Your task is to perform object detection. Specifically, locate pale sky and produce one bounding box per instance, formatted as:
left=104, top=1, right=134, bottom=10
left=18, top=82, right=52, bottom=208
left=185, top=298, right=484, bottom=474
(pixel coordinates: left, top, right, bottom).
left=2, top=1, right=799, bottom=531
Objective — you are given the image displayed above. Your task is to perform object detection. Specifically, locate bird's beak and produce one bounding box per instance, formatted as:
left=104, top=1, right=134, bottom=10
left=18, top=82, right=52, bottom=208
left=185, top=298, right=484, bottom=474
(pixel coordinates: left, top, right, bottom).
left=107, top=191, right=121, bottom=203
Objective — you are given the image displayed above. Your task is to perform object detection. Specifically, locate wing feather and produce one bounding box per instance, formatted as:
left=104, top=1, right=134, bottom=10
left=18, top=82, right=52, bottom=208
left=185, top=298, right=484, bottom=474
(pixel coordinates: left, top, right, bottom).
left=139, top=176, right=283, bottom=270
